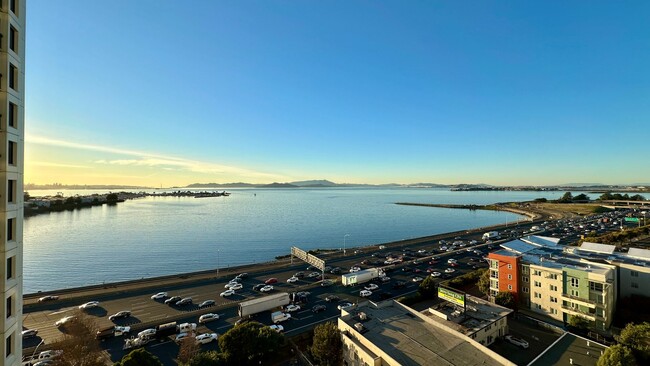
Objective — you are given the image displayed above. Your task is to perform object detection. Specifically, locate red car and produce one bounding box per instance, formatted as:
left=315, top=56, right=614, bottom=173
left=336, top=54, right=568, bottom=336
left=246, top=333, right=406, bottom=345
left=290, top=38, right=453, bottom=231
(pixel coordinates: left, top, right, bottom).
left=429, top=260, right=438, bottom=265
left=265, top=278, right=278, bottom=285
left=450, top=262, right=459, bottom=267
left=426, top=267, right=435, bottom=273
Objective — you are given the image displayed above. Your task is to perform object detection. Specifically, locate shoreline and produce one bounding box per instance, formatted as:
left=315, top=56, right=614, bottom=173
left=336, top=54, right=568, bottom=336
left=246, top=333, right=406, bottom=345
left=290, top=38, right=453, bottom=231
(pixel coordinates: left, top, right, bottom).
left=23, top=202, right=546, bottom=304
left=395, top=202, right=540, bottom=220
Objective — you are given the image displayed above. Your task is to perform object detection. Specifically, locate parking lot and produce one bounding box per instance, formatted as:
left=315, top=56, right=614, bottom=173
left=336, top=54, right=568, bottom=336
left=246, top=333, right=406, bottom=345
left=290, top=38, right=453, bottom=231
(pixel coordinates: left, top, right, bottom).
left=489, top=315, right=563, bottom=365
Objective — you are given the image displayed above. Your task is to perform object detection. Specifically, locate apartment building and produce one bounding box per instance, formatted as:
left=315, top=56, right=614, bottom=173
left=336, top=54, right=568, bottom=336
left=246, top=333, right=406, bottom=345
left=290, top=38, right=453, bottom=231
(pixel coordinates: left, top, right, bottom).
left=0, top=0, right=25, bottom=365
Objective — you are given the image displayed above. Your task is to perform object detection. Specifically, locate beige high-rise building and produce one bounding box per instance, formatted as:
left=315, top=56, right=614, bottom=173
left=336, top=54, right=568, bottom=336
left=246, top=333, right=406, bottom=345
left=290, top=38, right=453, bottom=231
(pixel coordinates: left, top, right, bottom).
left=0, top=0, right=25, bottom=365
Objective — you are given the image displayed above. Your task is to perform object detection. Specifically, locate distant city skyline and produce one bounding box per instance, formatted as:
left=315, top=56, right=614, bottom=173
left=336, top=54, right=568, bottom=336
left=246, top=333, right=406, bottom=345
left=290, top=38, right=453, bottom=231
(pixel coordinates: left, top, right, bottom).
left=26, top=1, right=649, bottom=186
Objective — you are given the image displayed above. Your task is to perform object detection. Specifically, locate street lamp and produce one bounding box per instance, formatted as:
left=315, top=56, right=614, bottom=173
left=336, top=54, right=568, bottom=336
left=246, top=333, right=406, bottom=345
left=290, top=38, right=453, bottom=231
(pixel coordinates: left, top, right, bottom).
left=31, top=339, right=45, bottom=360
left=216, top=249, right=220, bottom=278
left=343, top=234, right=350, bottom=256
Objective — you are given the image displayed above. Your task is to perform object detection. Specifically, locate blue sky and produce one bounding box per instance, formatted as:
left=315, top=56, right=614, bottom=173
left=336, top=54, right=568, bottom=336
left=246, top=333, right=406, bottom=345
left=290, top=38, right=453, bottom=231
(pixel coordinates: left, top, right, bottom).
left=25, top=1, right=650, bottom=186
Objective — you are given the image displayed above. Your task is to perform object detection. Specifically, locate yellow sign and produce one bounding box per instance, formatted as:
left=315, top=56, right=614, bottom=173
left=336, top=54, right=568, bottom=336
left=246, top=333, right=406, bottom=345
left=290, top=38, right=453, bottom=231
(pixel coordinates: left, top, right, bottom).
left=438, top=287, right=465, bottom=307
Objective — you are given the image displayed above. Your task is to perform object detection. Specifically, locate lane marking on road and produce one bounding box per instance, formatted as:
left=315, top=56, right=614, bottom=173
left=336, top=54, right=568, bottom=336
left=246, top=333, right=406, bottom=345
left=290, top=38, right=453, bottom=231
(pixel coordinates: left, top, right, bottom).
left=216, top=324, right=232, bottom=330
left=49, top=308, right=74, bottom=316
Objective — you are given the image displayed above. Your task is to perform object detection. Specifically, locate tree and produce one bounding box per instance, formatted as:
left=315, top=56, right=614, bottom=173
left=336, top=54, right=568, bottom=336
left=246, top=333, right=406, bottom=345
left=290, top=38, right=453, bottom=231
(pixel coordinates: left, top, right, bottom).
left=478, top=268, right=491, bottom=296
left=311, top=322, right=342, bottom=366
left=573, top=193, right=590, bottom=202
left=65, top=196, right=76, bottom=205
left=24, top=192, right=30, bottom=201
left=617, top=322, right=650, bottom=361
left=177, top=336, right=200, bottom=365
left=181, top=351, right=227, bottom=366
left=218, top=322, right=284, bottom=365
left=115, top=348, right=164, bottom=366
left=106, top=193, right=119, bottom=203
left=51, top=311, right=104, bottom=366
left=568, top=315, right=590, bottom=330
left=494, top=291, right=516, bottom=310
left=558, top=192, right=574, bottom=203
left=534, top=198, right=548, bottom=202
left=597, top=344, right=637, bottom=366
left=418, top=276, right=438, bottom=299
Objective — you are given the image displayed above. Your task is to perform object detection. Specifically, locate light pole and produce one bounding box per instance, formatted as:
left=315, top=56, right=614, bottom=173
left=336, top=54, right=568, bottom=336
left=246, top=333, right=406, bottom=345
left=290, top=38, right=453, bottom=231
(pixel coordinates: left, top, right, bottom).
left=217, top=249, right=220, bottom=278
left=343, top=234, right=350, bottom=256
left=31, top=339, right=45, bottom=360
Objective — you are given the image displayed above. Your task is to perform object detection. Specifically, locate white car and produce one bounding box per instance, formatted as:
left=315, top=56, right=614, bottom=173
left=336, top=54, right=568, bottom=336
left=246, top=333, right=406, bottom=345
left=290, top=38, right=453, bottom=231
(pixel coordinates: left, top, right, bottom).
left=350, top=266, right=361, bottom=273
left=287, top=276, right=299, bottom=283
left=228, top=283, right=243, bottom=291
left=151, top=292, right=167, bottom=300
left=447, top=258, right=457, bottom=264
left=412, top=276, right=424, bottom=282
left=337, top=302, right=354, bottom=310
left=364, top=283, right=379, bottom=291
left=270, top=324, right=284, bottom=333
left=38, top=295, right=59, bottom=302
left=285, top=304, right=301, bottom=312
left=220, top=289, right=235, bottom=297
left=138, top=328, right=156, bottom=338
left=175, top=332, right=192, bottom=344
left=37, top=350, right=63, bottom=360
left=380, top=276, right=391, bottom=282
left=225, top=281, right=241, bottom=289
left=199, top=313, right=220, bottom=324
left=260, top=285, right=274, bottom=292
left=469, top=240, right=478, bottom=245
left=195, top=333, right=218, bottom=345
left=445, top=268, right=455, bottom=273
left=505, top=335, right=529, bottom=349
left=360, top=290, right=372, bottom=297
left=54, top=316, right=77, bottom=327
left=79, top=301, right=100, bottom=310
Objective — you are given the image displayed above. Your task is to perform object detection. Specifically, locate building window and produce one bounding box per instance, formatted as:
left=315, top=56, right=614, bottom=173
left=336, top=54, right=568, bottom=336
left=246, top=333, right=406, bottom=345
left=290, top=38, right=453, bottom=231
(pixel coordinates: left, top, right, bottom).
left=523, top=277, right=529, bottom=283
left=631, top=282, right=639, bottom=289
left=7, top=179, right=16, bottom=203
left=533, top=270, right=541, bottom=276
left=535, top=304, right=542, bottom=310
left=9, top=26, right=16, bottom=53
left=570, top=278, right=579, bottom=288
left=6, top=296, right=12, bottom=318
left=549, top=274, right=558, bottom=280
left=507, top=264, right=512, bottom=269
left=631, top=271, right=639, bottom=277
left=508, top=274, right=512, bottom=280
left=589, top=282, right=603, bottom=292
left=9, top=63, right=17, bottom=90
left=521, top=266, right=529, bottom=274
left=508, top=284, right=513, bottom=290
left=550, top=285, right=558, bottom=291
left=5, top=332, right=13, bottom=357
left=8, top=102, right=17, bottom=128
left=6, top=256, right=13, bottom=280
left=7, top=218, right=14, bottom=241
left=490, top=260, right=498, bottom=269
left=551, top=308, right=558, bottom=315
left=534, top=292, right=541, bottom=299
left=550, top=296, right=558, bottom=303
left=8, top=140, right=16, bottom=166
left=571, top=289, right=579, bottom=297
left=534, top=281, right=541, bottom=287
left=9, top=0, right=17, bottom=15
left=523, top=287, right=529, bottom=293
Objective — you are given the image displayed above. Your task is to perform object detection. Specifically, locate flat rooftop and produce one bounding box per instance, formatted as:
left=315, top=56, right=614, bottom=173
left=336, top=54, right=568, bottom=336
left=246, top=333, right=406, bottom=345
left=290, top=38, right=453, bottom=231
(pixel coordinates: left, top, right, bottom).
left=426, top=295, right=512, bottom=336
left=529, top=333, right=607, bottom=366
left=342, top=302, right=507, bottom=366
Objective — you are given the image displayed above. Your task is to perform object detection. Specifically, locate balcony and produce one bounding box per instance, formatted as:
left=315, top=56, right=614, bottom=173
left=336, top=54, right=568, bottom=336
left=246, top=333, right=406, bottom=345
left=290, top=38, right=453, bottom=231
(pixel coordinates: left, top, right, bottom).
left=561, top=305, right=597, bottom=321
left=561, top=294, right=596, bottom=309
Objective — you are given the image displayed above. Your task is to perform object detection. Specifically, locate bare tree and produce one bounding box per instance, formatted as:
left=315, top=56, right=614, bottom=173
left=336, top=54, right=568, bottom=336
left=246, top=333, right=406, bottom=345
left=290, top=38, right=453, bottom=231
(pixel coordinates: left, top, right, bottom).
left=50, top=310, right=105, bottom=366
left=177, top=336, right=200, bottom=365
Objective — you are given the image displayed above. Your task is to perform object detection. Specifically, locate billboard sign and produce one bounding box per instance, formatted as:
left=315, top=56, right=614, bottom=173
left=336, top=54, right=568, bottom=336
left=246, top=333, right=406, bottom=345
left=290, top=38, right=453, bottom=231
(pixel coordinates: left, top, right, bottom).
left=438, top=287, right=466, bottom=307
left=291, top=246, right=325, bottom=271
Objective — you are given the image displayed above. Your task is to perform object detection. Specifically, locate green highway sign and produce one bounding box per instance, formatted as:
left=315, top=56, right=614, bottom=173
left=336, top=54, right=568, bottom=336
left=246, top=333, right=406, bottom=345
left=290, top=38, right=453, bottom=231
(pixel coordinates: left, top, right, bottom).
left=625, top=217, right=640, bottom=223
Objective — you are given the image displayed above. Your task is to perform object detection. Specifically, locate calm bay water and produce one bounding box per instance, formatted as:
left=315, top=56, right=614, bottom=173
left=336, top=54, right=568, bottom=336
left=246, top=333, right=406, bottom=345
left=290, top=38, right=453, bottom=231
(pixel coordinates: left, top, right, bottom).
left=23, top=188, right=573, bottom=293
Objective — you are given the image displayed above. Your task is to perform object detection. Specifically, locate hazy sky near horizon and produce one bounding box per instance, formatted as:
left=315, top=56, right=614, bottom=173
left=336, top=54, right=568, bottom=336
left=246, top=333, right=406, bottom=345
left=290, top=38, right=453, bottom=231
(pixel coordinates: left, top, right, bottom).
left=26, top=1, right=650, bottom=186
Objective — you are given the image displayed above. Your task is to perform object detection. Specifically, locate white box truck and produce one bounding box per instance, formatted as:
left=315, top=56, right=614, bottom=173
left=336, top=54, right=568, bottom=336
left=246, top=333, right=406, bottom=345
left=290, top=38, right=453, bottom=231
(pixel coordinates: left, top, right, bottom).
left=271, top=311, right=291, bottom=324
left=239, top=292, right=291, bottom=317
left=341, top=268, right=383, bottom=286
left=482, top=231, right=500, bottom=241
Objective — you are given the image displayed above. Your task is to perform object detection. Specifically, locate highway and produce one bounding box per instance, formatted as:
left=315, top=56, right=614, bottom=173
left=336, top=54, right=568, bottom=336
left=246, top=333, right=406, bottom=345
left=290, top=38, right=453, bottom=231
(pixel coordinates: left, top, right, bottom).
left=22, top=218, right=544, bottom=364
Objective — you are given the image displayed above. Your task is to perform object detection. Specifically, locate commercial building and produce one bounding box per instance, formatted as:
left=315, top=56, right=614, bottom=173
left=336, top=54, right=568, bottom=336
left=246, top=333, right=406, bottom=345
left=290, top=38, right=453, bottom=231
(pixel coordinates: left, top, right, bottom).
left=338, top=299, right=514, bottom=366
left=0, top=0, right=25, bottom=365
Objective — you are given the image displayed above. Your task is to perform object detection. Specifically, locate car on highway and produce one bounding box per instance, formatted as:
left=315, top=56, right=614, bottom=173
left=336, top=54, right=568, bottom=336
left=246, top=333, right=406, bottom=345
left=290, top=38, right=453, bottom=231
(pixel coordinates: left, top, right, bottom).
left=360, top=290, right=373, bottom=297
left=312, top=304, right=327, bottom=313
left=294, top=271, right=305, bottom=278
left=176, top=297, right=193, bottom=306
left=174, top=332, right=192, bottom=344
left=325, top=295, right=340, bottom=302
left=78, top=301, right=100, bottom=310
left=337, top=302, right=354, bottom=310
left=151, top=292, right=168, bottom=300
left=450, top=262, right=459, bottom=267
left=199, top=313, right=220, bottom=324
left=469, top=240, right=478, bottom=245
left=199, top=300, right=215, bottom=308
left=308, top=271, right=322, bottom=278
left=228, top=283, right=243, bottom=290
left=265, top=278, right=278, bottom=284
left=330, top=267, right=342, bottom=274
left=287, top=276, right=299, bottom=283
left=220, top=289, right=235, bottom=297
left=270, top=324, right=284, bottom=332
left=138, top=328, right=156, bottom=338
left=235, top=272, right=248, bottom=279
left=364, top=283, right=379, bottom=291
left=447, top=258, right=457, bottom=264
left=285, top=304, right=301, bottom=312
left=108, top=310, right=131, bottom=321
left=195, top=333, right=218, bottom=345
left=36, top=350, right=63, bottom=360
left=445, top=268, right=455, bottom=273
left=260, top=285, right=274, bottom=292
left=165, top=296, right=182, bottom=304
left=321, top=279, right=334, bottom=287
left=412, top=276, right=424, bottom=282
left=505, top=335, right=529, bottom=349
left=225, top=281, right=241, bottom=288
left=392, top=281, right=407, bottom=289
left=54, top=316, right=77, bottom=327
left=253, top=284, right=266, bottom=291
left=349, top=266, right=361, bottom=273
left=22, top=329, right=38, bottom=338
left=38, top=295, right=59, bottom=302
left=431, top=272, right=441, bottom=277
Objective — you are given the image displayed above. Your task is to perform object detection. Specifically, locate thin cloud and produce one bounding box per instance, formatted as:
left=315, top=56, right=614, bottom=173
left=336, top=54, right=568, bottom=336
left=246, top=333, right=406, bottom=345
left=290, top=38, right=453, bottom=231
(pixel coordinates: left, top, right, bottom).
left=26, top=134, right=287, bottom=180
left=29, top=161, right=91, bottom=169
